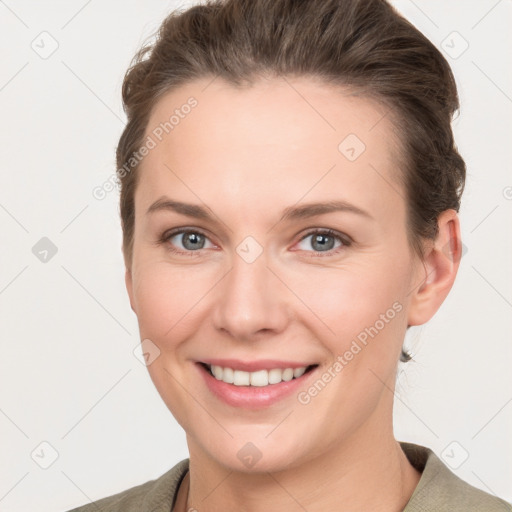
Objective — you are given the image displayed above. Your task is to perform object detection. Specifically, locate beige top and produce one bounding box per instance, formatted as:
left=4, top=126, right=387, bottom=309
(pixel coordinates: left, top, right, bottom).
left=65, top=442, right=511, bottom=511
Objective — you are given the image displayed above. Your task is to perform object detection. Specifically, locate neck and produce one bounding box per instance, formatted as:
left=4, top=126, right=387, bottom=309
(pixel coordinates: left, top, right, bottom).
left=183, top=397, right=421, bottom=512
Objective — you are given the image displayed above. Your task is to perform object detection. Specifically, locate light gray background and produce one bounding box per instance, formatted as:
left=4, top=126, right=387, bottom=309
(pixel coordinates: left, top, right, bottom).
left=0, top=1, right=511, bottom=510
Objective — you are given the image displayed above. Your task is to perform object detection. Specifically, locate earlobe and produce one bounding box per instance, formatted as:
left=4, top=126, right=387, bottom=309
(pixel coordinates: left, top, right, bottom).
left=407, top=210, right=462, bottom=327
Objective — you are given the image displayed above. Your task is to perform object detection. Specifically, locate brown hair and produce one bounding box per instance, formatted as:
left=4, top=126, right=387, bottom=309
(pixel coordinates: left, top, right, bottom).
left=116, top=0, right=466, bottom=361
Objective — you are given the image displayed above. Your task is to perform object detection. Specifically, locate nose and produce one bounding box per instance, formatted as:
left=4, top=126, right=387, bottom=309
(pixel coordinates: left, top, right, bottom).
left=212, top=246, right=290, bottom=341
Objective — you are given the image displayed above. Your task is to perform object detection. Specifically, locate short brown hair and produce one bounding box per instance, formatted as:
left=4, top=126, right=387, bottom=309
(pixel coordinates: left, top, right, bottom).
left=116, top=0, right=466, bottom=360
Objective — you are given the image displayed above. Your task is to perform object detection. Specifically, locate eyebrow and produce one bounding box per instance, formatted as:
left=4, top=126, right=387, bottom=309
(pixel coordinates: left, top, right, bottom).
left=146, top=196, right=373, bottom=222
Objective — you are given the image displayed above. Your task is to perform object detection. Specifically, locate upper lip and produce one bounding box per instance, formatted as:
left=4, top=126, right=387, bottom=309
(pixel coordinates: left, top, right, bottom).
left=198, top=359, right=318, bottom=372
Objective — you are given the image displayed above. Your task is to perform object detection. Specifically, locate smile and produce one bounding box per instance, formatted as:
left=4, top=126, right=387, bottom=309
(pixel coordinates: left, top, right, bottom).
left=196, top=361, right=320, bottom=409
left=204, top=363, right=317, bottom=387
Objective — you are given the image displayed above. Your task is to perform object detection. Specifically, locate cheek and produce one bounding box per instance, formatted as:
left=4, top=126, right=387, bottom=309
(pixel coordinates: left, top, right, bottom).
left=132, top=262, right=212, bottom=342
left=131, top=263, right=212, bottom=430
left=286, top=257, right=410, bottom=382
left=293, top=264, right=406, bottom=336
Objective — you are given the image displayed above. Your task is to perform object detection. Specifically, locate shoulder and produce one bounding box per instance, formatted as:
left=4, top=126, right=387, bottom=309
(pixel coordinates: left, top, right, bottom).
left=401, top=442, right=511, bottom=512
left=63, top=459, right=189, bottom=512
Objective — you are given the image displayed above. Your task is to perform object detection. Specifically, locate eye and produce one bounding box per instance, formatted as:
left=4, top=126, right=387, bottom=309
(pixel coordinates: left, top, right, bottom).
left=157, top=227, right=351, bottom=257
left=295, top=229, right=351, bottom=256
left=159, top=228, right=216, bottom=255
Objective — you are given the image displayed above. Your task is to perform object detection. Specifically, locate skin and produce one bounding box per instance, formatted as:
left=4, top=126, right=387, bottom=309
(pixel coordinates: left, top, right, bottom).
left=125, top=76, right=462, bottom=512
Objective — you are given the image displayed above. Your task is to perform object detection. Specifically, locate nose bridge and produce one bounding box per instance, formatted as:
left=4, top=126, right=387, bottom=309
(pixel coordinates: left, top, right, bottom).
left=213, top=240, right=287, bottom=339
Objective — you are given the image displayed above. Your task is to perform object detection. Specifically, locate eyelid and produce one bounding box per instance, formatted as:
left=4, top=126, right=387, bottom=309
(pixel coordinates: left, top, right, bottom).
left=292, top=228, right=352, bottom=257
left=297, top=227, right=352, bottom=246
left=158, top=226, right=352, bottom=256
left=159, top=227, right=218, bottom=251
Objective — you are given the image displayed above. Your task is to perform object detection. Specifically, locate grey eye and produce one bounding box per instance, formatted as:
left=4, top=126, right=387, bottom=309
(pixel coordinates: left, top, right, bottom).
left=297, top=233, right=342, bottom=252
left=170, top=231, right=213, bottom=251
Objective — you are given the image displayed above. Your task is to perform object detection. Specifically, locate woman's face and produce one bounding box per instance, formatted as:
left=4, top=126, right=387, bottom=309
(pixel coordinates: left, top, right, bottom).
left=126, top=77, right=426, bottom=472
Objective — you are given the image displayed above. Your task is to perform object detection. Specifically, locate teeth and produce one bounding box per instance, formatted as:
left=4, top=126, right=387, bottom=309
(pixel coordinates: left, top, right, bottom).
left=250, top=370, right=267, bottom=386
left=293, top=367, right=306, bottom=378
left=208, top=364, right=310, bottom=386
left=234, top=369, right=250, bottom=386
left=222, top=367, right=234, bottom=384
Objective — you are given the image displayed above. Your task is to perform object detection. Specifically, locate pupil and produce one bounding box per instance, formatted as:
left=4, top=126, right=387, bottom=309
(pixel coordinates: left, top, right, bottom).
left=313, top=234, right=333, bottom=252
left=183, top=232, right=204, bottom=250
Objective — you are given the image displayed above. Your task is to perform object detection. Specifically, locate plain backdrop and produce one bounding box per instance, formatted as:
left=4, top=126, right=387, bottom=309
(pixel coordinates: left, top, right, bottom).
left=0, top=1, right=511, bottom=510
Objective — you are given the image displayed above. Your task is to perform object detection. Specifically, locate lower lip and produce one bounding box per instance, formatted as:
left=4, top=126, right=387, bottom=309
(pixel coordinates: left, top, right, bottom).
left=196, top=363, right=318, bottom=409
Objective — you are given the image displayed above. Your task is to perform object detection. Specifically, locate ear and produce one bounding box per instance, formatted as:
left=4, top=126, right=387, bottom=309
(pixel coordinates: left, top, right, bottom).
left=125, top=267, right=137, bottom=313
left=124, top=269, right=136, bottom=313
left=124, top=249, right=137, bottom=314
left=407, top=209, right=462, bottom=327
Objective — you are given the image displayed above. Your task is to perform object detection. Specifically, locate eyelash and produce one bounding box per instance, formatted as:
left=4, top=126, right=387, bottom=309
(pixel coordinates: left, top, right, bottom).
left=157, top=227, right=352, bottom=258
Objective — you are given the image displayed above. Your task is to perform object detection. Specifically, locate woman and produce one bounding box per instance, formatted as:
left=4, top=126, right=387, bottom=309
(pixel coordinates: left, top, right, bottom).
left=68, top=0, right=511, bottom=510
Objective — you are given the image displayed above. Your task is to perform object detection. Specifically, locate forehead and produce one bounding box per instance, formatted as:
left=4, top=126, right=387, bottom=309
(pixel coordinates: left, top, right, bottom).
left=137, top=76, right=405, bottom=226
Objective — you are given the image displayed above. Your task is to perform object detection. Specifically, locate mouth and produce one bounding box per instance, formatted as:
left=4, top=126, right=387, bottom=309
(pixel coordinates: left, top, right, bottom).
left=195, top=360, right=320, bottom=409
left=198, top=362, right=319, bottom=387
